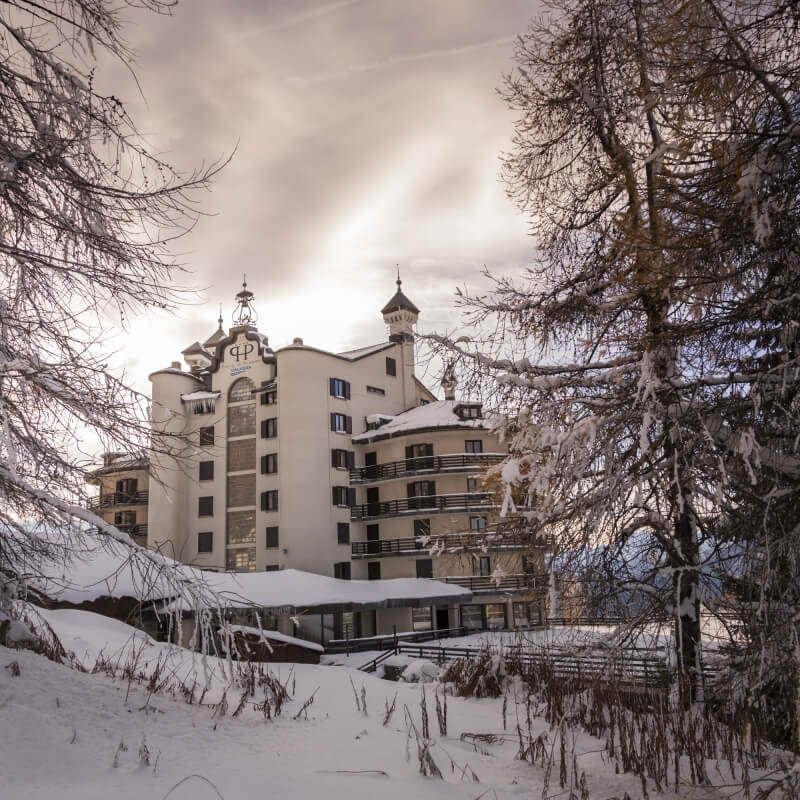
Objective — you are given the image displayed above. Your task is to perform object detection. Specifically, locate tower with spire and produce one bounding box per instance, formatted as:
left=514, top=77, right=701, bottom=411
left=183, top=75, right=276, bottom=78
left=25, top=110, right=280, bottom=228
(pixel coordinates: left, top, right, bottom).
left=381, top=271, right=419, bottom=343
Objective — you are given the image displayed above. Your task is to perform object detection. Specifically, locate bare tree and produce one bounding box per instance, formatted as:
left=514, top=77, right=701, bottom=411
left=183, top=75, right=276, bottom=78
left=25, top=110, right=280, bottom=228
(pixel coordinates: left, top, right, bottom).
left=430, top=0, right=800, bottom=707
left=0, top=1, right=223, bottom=619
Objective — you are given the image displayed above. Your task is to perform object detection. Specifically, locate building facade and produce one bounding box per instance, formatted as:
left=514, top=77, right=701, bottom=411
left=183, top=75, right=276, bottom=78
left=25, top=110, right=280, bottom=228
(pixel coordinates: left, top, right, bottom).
left=94, top=280, right=544, bottom=636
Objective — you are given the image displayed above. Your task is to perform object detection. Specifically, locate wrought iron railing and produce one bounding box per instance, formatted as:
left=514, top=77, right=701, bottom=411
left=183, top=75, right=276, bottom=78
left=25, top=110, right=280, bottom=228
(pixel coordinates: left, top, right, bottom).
left=351, top=530, right=528, bottom=558
left=442, top=573, right=542, bottom=593
left=350, top=492, right=495, bottom=521
left=349, top=453, right=505, bottom=484
left=88, top=491, right=149, bottom=509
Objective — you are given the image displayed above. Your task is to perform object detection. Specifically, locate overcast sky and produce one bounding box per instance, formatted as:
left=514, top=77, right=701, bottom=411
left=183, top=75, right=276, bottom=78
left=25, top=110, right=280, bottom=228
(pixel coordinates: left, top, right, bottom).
left=104, top=0, right=539, bottom=391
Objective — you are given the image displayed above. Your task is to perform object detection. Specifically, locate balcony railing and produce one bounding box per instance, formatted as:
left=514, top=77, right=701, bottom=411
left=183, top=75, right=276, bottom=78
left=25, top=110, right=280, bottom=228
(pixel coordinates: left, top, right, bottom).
left=350, top=492, right=496, bottom=521
left=351, top=529, right=528, bottom=559
left=442, top=573, right=543, bottom=593
left=88, top=491, right=149, bottom=509
left=116, top=524, right=148, bottom=539
left=349, top=453, right=505, bottom=484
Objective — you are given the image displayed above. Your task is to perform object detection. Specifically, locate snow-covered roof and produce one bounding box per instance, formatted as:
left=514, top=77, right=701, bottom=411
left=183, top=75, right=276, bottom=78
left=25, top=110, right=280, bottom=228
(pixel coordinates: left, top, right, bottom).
left=353, top=399, right=487, bottom=442
left=34, top=537, right=471, bottom=613
left=181, top=341, right=212, bottom=358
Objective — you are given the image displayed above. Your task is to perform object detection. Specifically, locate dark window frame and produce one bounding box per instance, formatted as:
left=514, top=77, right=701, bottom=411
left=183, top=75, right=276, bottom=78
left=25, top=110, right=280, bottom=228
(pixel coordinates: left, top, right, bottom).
left=261, top=417, right=278, bottom=438
left=465, top=439, right=484, bottom=454
left=199, top=460, right=214, bottom=481
left=416, top=559, right=433, bottom=579
left=337, top=522, right=350, bottom=544
left=198, top=496, right=214, bottom=517
left=331, top=448, right=355, bottom=470
left=197, top=531, right=213, bottom=553
left=385, top=356, right=397, bottom=376
left=261, top=490, right=279, bottom=512
left=367, top=562, right=381, bottom=580
left=330, top=412, right=352, bottom=434
left=199, top=426, right=215, bottom=446
left=329, top=377, right=351, bottom=399
left=261, top=453, right=278, bottom=474
left=265, top=526, right=279, bottom=548
left=334, top=562, right=351, bottom=580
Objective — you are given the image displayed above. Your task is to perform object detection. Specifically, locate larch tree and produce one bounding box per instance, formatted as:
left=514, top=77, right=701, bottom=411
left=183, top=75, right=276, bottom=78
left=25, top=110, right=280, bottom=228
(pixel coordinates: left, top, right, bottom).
left=0, top=1, right=223, bottom=625
left=432, top=0, right=800, bottom=707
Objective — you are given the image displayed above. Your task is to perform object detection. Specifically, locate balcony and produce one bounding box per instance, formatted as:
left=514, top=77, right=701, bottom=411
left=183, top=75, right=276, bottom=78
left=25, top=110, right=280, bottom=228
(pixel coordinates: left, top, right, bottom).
left=116, top=524, right=148, bottom=540
left=442, top=573, right=543, bottom=594
left=88, top=491, right=149, bottom=509
left=349, top=453, right=505, bottom=484
left=351, top=529, right=529, bottom=559
left=350, top=492, right=496, bottom=521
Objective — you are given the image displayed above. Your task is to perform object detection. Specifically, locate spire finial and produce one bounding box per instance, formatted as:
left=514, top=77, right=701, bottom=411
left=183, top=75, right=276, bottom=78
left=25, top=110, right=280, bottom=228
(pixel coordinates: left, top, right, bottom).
left=233, top=278, right=257, bottom=326
left=217, top=303, right=223, bottom=328
left=396, top=264, right=401, bottom=289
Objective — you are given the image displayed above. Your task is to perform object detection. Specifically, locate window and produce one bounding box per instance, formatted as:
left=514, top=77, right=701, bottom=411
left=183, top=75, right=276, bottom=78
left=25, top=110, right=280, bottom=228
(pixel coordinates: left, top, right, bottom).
left=199, top=461, right=214, bottom=481
left=261, top=490, right=279, bottom=512
left=228, top=404, right=255, bottom=436
left=114, top=510, right=136, bottom=527
left=199, top=426, right=215, bottom=446
left=332, top=486, right=355, bottom=507
left=260, top=390, right=277, bottom=406
left=367, top=562, right=381, bottom=580
left=261, top=418, right=278, bottom=438
left=229, top=377, right=255, bottom=402
left=486, top=603, right=506, bottom=630
left=366, top=523, right=379, bottom=554
left=465, top=439, right=483, bottom=454
left=469, top=516, right=487, bottom=531
left=408, top=481, right=436, bottom=509
left=227, top=438, right=255, bottom=472
left=385, top=357, right=396, bottom=376
left=416, top=559, right=433, bottom=579
left=413, top=519, right=431, bottom=538
left=329, top=377, right=351, bottom=399
left=337, top=522, right=350, bottom=544
left=265, top=564, right=280, bottom=572
left=455, top=403, right=482, bottom=420
left=227, top=473, right=255, bottom=507
left=366, top=385, right=385, bottom=395
left=198, top=496, right=213, bottom=516
left=116, top=478, right=137, bottom=498
left=466, top=477, right=480, bottom=493
left=406, top=443, right=433, bottom=470
left=330, top=412, right=352, bottom=433
left=461, top=604, right=484, bottom=631
left=411, top=606, right=432, bottom=631
left=197, top=531, right=213, bottom=553
left=477, top=556, right=491, bottom=576
left=265, top=526, right=279, bottom=548
left=331, top=449, right=354, bottom=470
left=226, top=547, right=256, bottom=572
left=261, top=453, right=278, bottom=474
left=334, top=562, right=351, bottom=580
left=227, top=510, right=255, bottom=544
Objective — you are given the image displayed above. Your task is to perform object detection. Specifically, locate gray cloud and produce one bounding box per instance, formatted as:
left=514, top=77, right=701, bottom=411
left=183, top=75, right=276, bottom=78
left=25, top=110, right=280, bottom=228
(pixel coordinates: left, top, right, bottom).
left=98, top=0, right=539, bottom=390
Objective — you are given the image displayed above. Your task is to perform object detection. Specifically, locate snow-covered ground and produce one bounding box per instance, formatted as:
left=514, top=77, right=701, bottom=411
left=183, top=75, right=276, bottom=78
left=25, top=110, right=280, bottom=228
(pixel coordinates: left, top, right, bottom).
left=0, top=608, right=770, bottom=800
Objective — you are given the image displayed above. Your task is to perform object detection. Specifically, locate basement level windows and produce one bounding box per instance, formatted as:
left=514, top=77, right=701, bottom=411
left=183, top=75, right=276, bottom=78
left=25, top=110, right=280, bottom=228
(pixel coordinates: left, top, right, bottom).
left=330, top=413, right=352, bottom=434
left=329, top=378, right=351, bottom=399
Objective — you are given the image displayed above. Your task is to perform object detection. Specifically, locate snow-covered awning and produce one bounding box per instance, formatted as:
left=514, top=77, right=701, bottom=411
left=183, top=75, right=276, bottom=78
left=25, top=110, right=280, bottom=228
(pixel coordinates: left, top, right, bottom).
left=180, top=390, right=221, bottom=414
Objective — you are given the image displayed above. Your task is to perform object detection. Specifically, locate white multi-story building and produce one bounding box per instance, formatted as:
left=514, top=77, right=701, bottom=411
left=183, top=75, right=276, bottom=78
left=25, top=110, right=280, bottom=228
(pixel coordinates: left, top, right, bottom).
left=141, top=280, right=543, bottom=637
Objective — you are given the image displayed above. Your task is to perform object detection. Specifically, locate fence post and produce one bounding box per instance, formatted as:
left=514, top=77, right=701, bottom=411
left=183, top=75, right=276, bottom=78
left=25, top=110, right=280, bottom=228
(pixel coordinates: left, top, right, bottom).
left=393, top=624, right=397, bottom=654
left=345, top=627, right=350, bottom=657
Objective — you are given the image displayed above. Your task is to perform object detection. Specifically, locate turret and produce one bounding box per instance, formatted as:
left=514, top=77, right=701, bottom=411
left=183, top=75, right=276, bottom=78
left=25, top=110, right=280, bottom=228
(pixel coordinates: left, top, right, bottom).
left=381, top=274, right=419, bottom=343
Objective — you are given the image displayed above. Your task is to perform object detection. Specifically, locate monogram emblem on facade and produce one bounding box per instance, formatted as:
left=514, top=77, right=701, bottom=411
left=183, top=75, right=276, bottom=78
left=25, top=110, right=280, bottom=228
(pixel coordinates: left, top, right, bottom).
left=230, top=342, right=254, bottom=362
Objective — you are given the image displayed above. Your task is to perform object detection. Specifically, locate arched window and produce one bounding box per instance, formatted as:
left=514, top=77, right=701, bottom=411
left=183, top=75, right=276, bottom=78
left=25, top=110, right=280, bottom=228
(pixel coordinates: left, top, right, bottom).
left=229, top=377, right=255, bottom=402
